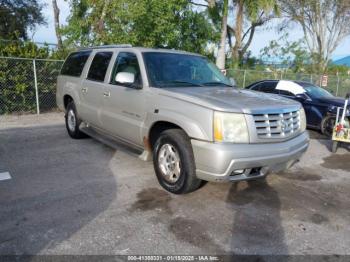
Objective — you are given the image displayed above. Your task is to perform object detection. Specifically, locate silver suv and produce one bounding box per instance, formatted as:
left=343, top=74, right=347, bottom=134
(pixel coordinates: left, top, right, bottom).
left=56, top=45, right=309, bottom=194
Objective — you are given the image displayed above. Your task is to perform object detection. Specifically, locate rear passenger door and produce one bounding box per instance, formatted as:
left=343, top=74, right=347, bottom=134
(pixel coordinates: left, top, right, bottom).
left=79, top=51, right=113, bottom=127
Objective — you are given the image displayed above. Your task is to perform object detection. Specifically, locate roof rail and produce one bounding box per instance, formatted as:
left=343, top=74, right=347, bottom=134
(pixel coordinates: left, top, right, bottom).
left=79, top=44, right=132, bottom=50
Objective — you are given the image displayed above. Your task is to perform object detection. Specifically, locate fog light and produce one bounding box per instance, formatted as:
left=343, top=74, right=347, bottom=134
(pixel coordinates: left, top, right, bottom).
left=231, top=169, right=245, bottom=176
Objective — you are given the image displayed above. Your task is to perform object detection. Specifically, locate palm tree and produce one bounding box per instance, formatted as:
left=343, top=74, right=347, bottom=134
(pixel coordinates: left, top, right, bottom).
left=191, top=0, right=279, bottom=69
left=230, top=0, right=279, bottom=68
left=216, top=0, right=228, bottom=69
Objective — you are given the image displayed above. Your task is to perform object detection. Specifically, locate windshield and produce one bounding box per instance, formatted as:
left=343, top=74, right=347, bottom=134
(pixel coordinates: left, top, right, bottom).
left=300, top=83, right=333, bottom=99
left=143, top=52, right=232, bottom=88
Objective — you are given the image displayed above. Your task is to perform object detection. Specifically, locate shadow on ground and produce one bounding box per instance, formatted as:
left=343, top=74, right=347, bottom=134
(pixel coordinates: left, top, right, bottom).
left=0, top=124, right=117, bottom=255
left=227, top=180, right=288, bottom=255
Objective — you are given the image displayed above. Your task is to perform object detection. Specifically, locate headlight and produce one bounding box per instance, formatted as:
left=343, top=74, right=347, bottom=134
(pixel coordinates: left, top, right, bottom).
left=300, top=107, right=306, bottom=132
left=328, top=105, right=336, bottom=112
left=213, top=111, right=249, bottom=143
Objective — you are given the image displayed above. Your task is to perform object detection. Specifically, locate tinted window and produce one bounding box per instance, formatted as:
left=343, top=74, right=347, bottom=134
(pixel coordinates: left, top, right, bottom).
left=249, top=83, right=262, bottom=91
left=61, top=51, right=92, bottom=77
left=143, top=52, right=231, bottom=87
left=111, top=52, right=142, bottom=87
left=260, top=81, right=278, bottom=93
left=87, top=52, right=113, bottom=82
left=279, top=90, right=295, bottom=97
left=298, top=82, right=333, bottom=99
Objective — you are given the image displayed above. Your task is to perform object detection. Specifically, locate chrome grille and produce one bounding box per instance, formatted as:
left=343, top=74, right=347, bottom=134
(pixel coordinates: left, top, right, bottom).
left=253, top=110, right=300, bottom=139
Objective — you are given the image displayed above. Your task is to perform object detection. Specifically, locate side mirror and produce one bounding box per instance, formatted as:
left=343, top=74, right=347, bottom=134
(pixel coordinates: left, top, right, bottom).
left=115, top=72, right=135, bottom=85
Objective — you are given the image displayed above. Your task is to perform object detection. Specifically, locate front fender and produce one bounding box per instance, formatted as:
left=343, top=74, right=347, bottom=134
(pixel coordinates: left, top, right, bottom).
left=142, top=109, right=212, bottom=142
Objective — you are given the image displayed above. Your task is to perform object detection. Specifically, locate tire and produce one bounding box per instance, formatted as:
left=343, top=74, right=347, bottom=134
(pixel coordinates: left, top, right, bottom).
left=65, top=101, right=86, bottom=139
left=153, top=129, right=202, bottom=194
left=332, top=141, right=338, bottom=153
left=321, top=115, right=336, bottom=137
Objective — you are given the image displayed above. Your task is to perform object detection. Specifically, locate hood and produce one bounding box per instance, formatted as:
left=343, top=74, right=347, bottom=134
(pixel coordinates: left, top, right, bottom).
left=155, top=86, right=301, bottom=114
left=318, top=96, right=345, bottom=107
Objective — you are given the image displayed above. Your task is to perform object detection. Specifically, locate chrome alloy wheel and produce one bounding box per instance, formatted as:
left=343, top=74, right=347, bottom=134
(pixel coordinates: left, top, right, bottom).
left=158, top=143, right=181, bottom=183
left=67, top=109, right=76, bottom=132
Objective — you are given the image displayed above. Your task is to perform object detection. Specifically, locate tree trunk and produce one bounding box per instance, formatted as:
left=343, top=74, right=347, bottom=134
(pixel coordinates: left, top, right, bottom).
left=232, top=0, right=244, bottom=68
left=52, top=0, right=63, bottom=50
left=97, top=0, right=110, bottom=37
left=216, top=0, right=228, bottom=70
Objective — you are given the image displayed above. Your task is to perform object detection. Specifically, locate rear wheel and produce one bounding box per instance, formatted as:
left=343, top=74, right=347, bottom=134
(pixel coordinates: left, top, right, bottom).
left=65, top=101, right=86, bottom=139
left=321, top=115, right=336, bottom=137
left=153, top=129, right=202, bottom=194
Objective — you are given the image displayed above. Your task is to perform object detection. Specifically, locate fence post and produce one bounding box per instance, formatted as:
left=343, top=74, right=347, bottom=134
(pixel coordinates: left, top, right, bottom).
left=243, top=70, right=246, bottom=88
left=336, top=74, right=340, bottom=96
left=33, top=59, right=40, bottom=115
left=310, top=74, right=313, bottom=83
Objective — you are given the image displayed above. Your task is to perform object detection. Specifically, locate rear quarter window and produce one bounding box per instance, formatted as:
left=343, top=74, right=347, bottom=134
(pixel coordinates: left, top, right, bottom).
left=60, top=51, right=92, bottom=77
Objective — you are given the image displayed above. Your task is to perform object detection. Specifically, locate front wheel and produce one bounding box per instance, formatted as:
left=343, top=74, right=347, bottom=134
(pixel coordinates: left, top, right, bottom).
left=153, top=129, right=202, bottom=194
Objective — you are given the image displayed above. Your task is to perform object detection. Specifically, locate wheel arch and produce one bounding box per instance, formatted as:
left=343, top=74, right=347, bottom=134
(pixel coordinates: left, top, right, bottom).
left=148, top=121, right=185, bottom=150
left=145, top=111, right=210, bottom=151
left=63, top=94, right=74, bottom=110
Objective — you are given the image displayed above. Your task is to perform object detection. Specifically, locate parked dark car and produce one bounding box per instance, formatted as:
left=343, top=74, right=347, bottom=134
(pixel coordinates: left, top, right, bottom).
left=245, top=80, right=349, bottom=136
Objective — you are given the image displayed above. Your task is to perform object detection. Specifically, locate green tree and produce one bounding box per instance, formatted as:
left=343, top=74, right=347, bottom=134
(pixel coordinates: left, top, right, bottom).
left=260, top=34, right=311, bottom=73
left=280, top=0, right=350, bottom=73
left=62, top=0, right=217, bottom=55
left=0, top=0, right=46, bottom=40
left=192, top=0, right=279, bottom=68
left=0, top=40, right=64, bottom=114
left=230, top=0, right=280, bottom=68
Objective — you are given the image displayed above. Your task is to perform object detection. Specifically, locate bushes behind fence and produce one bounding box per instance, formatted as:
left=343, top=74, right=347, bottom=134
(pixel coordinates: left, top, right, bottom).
left=0, top=57, right=63, bottom=114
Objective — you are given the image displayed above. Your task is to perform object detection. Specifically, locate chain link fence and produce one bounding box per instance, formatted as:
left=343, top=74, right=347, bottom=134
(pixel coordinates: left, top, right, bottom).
left=227, top=69, right=350, bottom=97
left=1, top=56, right=350, bottom=115
left=0, top=57, right=63, bottom=115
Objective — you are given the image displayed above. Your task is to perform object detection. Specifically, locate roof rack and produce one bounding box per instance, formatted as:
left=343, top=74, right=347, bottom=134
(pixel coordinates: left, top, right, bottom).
left=79, top=44, right=132, bottom=50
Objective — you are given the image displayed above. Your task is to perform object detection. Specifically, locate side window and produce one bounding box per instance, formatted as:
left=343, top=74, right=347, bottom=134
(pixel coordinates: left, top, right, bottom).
left=260, top=81, right=278, bottom=93
left=250, top=83, right=262, bottom=91
left=87, top=52, right=113, bottom=82
left=278, top=90, right=295, bottom=97
left=110, top=52, right=142, bottom=87
left=61, top=51, right=92, bottom=77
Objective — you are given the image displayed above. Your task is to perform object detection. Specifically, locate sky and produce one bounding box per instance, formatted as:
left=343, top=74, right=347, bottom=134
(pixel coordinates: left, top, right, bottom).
left=32, top=0, right=350, bottom=60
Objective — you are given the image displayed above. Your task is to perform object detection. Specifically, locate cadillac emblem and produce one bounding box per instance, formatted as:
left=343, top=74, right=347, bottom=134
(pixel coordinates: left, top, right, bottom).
left=281, top=121, right=287, bottom=132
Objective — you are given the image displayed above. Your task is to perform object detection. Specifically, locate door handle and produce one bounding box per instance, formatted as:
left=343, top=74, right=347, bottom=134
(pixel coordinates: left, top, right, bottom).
left=81, top=87, right=88, bottom=93
left=103, top=91, right=111, bottom=97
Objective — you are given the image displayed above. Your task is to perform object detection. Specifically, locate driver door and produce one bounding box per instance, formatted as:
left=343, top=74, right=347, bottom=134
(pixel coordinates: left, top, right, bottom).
left=101, top=52, right=146, bottom=146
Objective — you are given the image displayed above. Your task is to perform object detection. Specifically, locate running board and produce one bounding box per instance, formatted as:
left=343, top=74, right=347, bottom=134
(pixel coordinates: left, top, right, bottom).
left=80, top=126, right=151, bottom=160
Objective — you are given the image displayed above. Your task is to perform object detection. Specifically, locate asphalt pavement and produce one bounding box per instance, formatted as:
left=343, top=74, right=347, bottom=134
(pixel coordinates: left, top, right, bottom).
left=0, top=113, right=349, bottom=255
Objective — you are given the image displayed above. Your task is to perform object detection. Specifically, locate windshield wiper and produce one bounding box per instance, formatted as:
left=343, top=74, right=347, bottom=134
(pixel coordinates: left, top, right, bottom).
left=202, top=81, right=233, bottom=87
left=163, top=80, right=204, bottom=87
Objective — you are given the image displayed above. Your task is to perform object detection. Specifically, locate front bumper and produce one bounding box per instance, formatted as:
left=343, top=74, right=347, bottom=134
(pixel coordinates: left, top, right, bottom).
left=191, top=131, right=309, bottom=182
